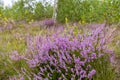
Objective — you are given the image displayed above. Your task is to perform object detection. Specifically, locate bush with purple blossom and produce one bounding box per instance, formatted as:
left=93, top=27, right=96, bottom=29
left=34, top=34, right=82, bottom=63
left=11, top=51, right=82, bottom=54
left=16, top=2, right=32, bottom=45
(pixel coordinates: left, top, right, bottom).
left=43, top=19, right=55, bottom=28
left=10, top=26, right=115, bottom=80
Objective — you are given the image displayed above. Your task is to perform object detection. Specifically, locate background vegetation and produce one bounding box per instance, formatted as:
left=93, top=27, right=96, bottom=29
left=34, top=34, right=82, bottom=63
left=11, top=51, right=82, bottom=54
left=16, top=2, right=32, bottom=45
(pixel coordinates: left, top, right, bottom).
left=0, top=0, right=119, bottom=23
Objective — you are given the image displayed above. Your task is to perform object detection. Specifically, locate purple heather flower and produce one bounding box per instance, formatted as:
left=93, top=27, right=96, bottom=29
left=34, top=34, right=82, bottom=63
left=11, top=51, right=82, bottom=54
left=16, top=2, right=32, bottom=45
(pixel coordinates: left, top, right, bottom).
left=27, top=59, right=37, bottom=68
left=9, top=77, right=17, bottom=80
left=74, top=57, right=80, bottom=64
left=88, top=69, right=96, bottom=79
left=71, top=68, right=74, bottom=73
left=79, top=61, right=85, bottom=66
left=33, top=73, right=42, bottom=80
left=43, top=19, right=55, bottom=27
left=110, top=56, right=115, bottom=63
left=98, top=53, right=104, bottom=57
left=91, top=53, right=97, bottom=59
left=10, top=51, right=22, bottom=61
left=80, top=70, right=86, bottom=75
left=58, top=77, right=62, bottom=80
left=20, top=77, right=24, bottom=80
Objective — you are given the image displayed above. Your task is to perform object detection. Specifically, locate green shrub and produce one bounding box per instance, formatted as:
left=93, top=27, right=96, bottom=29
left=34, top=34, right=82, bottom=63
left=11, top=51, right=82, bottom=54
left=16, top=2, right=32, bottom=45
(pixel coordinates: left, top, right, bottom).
left=57, top=0, right=120, bottom=23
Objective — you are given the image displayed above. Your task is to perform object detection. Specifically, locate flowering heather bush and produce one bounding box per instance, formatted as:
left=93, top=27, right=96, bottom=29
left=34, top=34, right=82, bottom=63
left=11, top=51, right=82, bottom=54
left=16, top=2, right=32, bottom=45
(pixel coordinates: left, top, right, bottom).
left=10, top=26, right=114, bottom=80
left=43, top=19, right=55, bottom=27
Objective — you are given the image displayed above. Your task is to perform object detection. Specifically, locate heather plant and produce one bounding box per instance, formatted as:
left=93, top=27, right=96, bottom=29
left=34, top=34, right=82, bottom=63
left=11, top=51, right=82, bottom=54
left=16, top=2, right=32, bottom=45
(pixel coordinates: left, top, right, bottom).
left=43, top=18, right=55, bottom=28
left=10, top=26, right=115, bottom=80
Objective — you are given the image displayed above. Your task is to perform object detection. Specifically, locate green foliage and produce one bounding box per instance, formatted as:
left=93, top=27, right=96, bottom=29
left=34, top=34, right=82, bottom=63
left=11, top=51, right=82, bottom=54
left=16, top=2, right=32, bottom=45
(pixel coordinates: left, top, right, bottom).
left=33, top=2, right=53, bottom=20
left=0, top=0, right=53, bottom=22
left=1, top=0, right=119, bottom=24
left=0, top=53, right=16, bottom=80
left=0, top=52, right=31, bottom=80
left=91, top=53, right=115, bottom=80
left=57, top=0, right=120, bottom=23
left=33, top=2, right=44, bottom=20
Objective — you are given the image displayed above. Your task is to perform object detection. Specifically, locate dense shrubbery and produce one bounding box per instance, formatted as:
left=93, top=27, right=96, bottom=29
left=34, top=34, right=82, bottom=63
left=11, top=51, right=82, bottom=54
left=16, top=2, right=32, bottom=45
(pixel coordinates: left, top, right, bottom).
left=10, top=26, right=114, bottom=80
left=0, top=0, right=53, bottom=22
left=57, top=0, right=120, bottom=23
left=0, top=0, right=119, bottom=24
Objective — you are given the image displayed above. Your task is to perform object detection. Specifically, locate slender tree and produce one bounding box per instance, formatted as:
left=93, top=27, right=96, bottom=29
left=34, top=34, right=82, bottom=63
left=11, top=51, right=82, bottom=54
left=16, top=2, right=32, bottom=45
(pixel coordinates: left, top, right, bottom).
left=52, top=0, right=58, bottom=23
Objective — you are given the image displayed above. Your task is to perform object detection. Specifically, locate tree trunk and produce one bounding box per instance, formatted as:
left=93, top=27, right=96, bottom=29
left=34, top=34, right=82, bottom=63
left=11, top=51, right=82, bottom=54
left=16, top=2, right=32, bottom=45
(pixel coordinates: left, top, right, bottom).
left=52, top=0, right=58, bottom=23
